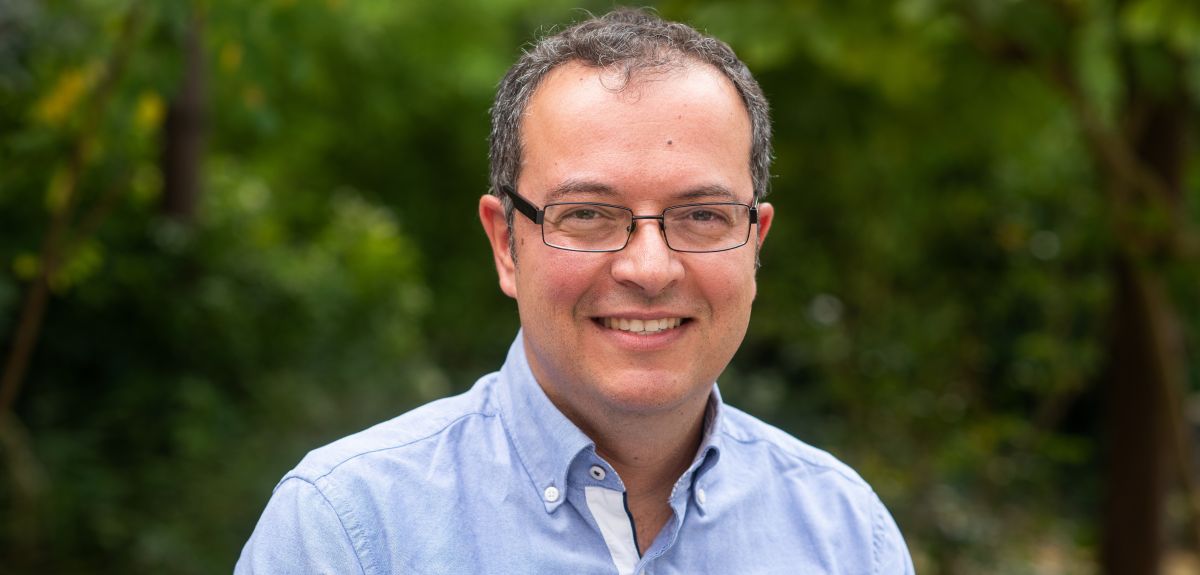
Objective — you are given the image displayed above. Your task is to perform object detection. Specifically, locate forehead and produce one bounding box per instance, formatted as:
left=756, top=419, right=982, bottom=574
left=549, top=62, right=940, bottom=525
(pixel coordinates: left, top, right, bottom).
left=518, top=60, right=753, bottom=204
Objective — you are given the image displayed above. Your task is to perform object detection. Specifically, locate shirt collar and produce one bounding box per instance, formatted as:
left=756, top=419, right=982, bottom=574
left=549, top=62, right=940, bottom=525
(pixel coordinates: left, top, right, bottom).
left=495, top=331, right=594, bottom=511
left=694, top=387, right=724, bottom=477
left=495, top=330, right=726, bottom=511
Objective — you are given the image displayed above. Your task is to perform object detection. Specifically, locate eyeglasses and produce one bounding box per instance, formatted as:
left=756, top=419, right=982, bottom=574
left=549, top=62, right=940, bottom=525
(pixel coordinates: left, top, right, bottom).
left=502, top=186, right=758, bottom=253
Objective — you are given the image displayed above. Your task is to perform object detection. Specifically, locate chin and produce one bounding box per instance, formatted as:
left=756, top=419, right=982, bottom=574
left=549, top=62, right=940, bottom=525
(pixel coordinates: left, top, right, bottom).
left=589, top=370, right=708, bottom=413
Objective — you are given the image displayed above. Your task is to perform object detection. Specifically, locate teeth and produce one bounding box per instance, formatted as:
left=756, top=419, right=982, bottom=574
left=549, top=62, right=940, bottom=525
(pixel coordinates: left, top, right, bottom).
left=602, top=317, right=684, bottom=334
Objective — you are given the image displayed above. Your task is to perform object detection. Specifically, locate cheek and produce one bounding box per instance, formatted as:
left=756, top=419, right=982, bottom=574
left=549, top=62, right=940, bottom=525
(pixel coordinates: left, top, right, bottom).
left=702, top=260, right=757, bottom=304
left=518, top=251, right=601, bottom=308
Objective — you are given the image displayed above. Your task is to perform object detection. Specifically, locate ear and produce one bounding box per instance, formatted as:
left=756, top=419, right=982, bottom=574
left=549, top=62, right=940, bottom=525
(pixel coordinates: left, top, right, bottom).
left=479, top=194, right=518, bottom=298
left=754, top=202, right=774, bottom=245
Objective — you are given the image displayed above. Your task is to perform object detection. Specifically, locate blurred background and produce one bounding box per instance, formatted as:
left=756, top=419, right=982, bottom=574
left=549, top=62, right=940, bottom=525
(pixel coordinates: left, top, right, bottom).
left=1, top=0, right=1198, bottom=573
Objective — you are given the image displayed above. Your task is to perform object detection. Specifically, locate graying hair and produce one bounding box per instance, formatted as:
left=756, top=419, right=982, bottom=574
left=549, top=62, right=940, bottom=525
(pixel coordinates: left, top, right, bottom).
left=488, top=7, right=773, bottom=232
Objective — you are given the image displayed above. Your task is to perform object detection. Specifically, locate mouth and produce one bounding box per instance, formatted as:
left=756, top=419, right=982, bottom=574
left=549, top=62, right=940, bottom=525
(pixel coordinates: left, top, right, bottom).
left=596, top=316, right=689, bottom=335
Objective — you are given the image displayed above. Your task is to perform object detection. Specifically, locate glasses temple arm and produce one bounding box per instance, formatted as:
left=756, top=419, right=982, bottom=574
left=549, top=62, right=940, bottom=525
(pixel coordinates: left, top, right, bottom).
left=501, top=186, right=543, bottom=224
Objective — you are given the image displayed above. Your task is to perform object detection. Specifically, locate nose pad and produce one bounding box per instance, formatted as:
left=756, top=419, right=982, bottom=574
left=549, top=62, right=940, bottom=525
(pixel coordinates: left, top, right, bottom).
left=625, top=218, right=667, bottom=246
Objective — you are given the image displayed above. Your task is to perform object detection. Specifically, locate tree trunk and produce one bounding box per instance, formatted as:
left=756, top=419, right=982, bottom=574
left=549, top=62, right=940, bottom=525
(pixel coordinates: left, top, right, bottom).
left=1102, top=258, right=1170, bottom=574
left=1100, top=51, right=1190, bottom=575
left=161, top=8, right=206, bottom=221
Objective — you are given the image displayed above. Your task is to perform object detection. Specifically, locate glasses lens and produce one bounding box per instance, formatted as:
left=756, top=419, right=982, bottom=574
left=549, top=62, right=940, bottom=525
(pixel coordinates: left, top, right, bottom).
left=664, top=204, right=750, bottom=252
left=543, top=203, right=632, bottom=251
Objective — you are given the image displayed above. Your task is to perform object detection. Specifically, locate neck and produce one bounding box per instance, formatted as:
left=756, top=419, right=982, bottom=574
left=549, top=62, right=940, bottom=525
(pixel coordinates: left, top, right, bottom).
left=589, top=405, right=705, bottom=492
left=576, top=397, right=710, bottom=553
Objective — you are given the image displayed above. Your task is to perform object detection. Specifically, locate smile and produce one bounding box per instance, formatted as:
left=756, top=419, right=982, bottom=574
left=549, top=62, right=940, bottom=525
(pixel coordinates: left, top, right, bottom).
left=599, top=317, right=686, bottom=334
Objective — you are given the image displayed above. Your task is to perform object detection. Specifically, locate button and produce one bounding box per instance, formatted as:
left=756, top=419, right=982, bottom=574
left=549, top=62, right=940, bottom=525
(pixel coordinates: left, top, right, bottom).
left=696, top=488, right=707, bottom=505
left=589, top=465, right=606, bottom=481
left=543, top=486, right=560, bottom=503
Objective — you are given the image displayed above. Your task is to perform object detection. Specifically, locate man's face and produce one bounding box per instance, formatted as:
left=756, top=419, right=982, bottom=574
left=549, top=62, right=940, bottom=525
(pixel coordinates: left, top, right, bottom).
left=480, top=60, right=773, bottom=430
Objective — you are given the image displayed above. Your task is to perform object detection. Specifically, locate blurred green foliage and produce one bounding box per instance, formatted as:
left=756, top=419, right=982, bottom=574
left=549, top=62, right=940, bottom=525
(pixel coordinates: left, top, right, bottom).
left=1, top=0, right=1199, bottom=573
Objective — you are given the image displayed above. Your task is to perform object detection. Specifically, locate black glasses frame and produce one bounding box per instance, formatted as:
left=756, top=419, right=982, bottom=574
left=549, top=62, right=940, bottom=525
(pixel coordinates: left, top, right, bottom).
left=501, top=185, right=758, bottom=253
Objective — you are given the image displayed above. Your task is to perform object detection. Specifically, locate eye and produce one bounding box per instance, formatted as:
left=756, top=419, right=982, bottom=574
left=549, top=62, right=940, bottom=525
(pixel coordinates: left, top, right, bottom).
left=678, top=207, right=733, bottom=225
left=687, top=209, right=724, bottom=222
left=564, top=207, right=602, bottom=220
left=547, top=204, right=626, bottom=228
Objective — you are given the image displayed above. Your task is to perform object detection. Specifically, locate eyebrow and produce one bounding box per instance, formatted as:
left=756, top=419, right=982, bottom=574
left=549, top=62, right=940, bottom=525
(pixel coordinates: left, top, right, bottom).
left=675, top=185, right=739, bottom=202
left=543, top=180, right=741, bottom=204
left=544, top=180, right=618, bottom=203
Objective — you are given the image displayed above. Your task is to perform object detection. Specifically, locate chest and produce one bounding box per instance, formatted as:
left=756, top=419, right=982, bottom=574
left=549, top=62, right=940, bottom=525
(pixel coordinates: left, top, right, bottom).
left=348, top=481, right=874, bottom=575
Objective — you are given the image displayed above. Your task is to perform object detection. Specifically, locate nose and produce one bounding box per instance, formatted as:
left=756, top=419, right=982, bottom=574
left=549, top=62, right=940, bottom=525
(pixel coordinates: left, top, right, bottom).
left=610, top=219, right=685, bottom=297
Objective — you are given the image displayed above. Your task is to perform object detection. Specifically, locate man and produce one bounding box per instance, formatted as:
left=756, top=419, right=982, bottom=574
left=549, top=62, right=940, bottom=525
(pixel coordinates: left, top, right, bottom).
left=237, top=8, right=913, bottom=574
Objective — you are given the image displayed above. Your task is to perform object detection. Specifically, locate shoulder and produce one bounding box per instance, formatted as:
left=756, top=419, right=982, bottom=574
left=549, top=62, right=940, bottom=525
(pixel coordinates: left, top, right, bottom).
left=284, top=373, right=502, bottom=486
left=239, top=374, right=514, bottom=574
left=718, top=404, right=870, bottom=489
left=715, top=404, right=915, bottom=574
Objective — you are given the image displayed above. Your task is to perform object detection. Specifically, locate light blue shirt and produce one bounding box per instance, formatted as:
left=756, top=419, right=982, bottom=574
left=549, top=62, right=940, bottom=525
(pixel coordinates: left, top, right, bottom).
left=236, top=333, right=915, bottom=574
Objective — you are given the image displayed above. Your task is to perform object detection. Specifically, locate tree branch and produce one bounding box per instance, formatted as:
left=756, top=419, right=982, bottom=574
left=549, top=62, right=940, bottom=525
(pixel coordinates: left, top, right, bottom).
left=0, top=4, right=144, bottom=414
left=954, top=1, right=1199, bottom=260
